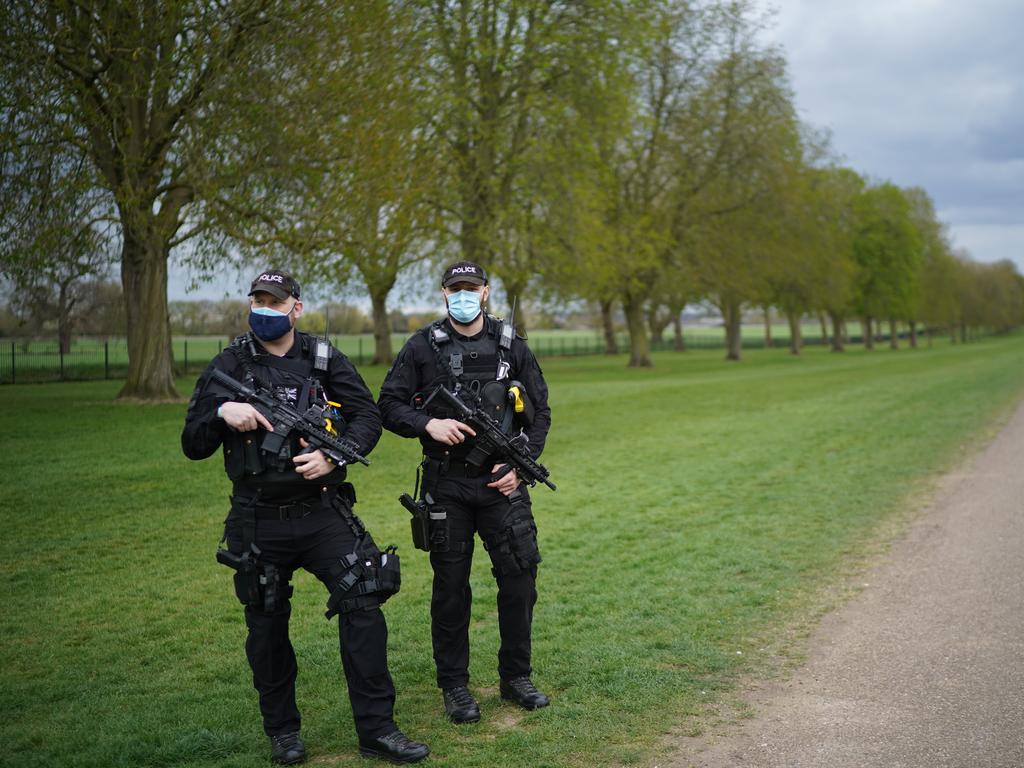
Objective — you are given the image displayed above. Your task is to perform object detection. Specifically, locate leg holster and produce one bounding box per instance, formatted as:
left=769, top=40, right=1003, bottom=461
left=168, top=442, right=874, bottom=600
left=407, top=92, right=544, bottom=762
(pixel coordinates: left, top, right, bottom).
left=483, top=493, right=541, bottom=578
left=217, top=495, right=292, bottom=613
left=324, top=538, right=402, bottom=620
left=217, top=545, right=293, bottom=613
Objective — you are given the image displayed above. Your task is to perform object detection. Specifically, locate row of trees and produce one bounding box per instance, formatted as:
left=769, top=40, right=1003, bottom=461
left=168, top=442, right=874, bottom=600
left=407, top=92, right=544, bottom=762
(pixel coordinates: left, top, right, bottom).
left=1, top=1, right=1020, bottom=398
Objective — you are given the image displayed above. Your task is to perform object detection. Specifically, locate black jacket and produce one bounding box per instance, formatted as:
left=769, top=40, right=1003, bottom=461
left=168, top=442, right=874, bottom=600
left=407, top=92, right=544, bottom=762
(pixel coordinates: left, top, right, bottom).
left=377, top=317, right=551, bottom=460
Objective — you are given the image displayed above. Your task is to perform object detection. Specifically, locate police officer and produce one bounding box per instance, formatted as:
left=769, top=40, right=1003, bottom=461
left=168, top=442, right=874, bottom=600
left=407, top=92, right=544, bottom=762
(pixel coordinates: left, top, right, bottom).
left=378, top=261, right=552, bottom=724
left=181, top=270, right=428, bottom=765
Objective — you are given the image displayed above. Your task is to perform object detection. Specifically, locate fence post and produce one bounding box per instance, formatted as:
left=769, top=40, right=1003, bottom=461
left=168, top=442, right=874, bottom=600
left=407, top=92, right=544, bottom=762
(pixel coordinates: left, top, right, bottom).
left=10, top=342, right=14, bottom=385
left=359, top=337, right=364, bottom=364
left=104, top=342, right=109, bottom=379
left=59, top=344, right=65, bottom=380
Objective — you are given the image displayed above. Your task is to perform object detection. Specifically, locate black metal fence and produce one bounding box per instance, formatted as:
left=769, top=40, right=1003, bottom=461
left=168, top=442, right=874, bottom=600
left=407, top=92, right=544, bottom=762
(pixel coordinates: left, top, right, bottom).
left=0, top=328, right=935, bottom=385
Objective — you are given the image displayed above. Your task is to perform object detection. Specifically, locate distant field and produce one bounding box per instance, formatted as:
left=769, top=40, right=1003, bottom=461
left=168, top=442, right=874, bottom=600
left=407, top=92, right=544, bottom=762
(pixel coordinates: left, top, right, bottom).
left=0, top=320, right=890, bottom=384
left=2, top=333, right=1021, bottom=767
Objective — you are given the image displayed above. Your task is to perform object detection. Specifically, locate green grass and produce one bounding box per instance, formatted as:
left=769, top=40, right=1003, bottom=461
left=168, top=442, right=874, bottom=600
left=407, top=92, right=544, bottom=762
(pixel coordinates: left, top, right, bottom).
left=2, top=335, right=1023, bottom=767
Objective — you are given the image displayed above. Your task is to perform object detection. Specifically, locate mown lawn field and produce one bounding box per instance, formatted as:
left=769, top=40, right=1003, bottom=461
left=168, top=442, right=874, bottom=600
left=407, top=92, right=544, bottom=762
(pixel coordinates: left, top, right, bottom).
left=2, top=335, right=1022, bottom=768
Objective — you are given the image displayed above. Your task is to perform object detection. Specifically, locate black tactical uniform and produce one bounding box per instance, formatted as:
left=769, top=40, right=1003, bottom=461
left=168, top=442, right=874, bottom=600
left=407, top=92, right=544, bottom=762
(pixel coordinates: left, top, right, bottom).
left=377, top=313, right=551, bottom=695
left=181, top=330, right=402, bottom=748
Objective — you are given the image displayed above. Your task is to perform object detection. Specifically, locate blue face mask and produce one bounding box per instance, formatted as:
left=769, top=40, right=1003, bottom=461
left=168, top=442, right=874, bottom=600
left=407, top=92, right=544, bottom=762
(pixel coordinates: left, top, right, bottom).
left=446, top=290, right=483, bottom=324
left=249, top=305, right=295, bottom=341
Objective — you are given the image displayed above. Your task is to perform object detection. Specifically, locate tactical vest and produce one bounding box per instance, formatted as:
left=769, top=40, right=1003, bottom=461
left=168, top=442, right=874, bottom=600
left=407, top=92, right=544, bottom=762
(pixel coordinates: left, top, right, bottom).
left=222, top=331, right=343, bottom=492
left=420, top=317, right=517, bottom=449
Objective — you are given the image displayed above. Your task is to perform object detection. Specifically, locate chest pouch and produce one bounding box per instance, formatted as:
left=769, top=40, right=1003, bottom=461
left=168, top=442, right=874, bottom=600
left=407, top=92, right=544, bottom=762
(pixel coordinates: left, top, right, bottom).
left=479, top=379, right=515, bottom=434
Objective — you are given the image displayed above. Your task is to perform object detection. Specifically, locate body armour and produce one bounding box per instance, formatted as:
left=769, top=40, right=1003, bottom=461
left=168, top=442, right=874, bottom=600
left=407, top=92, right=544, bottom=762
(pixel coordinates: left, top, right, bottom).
left=222, top=332, right=345, bottom=494
left=419, top=317, right=517, bottom=460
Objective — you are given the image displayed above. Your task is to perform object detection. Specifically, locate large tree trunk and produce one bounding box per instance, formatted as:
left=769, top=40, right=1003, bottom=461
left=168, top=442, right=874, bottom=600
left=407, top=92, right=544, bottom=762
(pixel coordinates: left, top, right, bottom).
left=818, top=313, right=829, bottom=347
left=623, top=292, right=652, bottom=367
left=762, top=304, right=773, bottom=348
left=672, top=311, right=686, bottom=351
left=787, top=311, right=802, bottom=355
left=600, top=299, right=618, bottom=354
left=723, top=300, right=742, bottom=361
left=889, top=318, right=899, bottom=349
left=909, top=320, right=918, bottom=349
left=863, top=316, right=874, bottom=350
left=369, top=287, right=393, bottom=365
left=829, top=312, right=845, bottom=352
left=118, top=223, right=178, bottom=400
left=647, top=304, right=667, bottom=344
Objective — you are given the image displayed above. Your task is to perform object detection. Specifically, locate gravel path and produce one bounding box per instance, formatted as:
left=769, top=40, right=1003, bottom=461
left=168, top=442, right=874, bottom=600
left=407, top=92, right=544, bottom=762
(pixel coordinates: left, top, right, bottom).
left=669, top=402, right=1024, bottom=768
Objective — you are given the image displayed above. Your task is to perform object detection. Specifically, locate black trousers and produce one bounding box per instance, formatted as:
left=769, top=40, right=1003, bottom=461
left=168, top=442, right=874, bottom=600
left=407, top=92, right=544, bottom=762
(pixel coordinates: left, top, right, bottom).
left=224, top=503, right=396, bottom=740
left=426, top=473, right=539, bottom=689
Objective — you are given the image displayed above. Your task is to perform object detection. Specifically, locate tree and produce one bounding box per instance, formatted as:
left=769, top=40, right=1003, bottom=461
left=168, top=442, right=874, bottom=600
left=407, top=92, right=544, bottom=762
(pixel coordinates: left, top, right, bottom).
left=905, top=186, right=955, bottom=346
left=682, top=7, right=801, bottom=362
left=1, top=1, right=317, bottom=399
left=851, top=183, right=922, bottom=350
left=765, top=138, right=855, bottom=356
left=0, top=132, right=115, bottom=353
left=417, top=0, right=627, bottom=332
left=570, top=0, right=717, bottom=367
left=218, top=1, right=440, bottom=365
left=809, top=167, right=862, bottom=352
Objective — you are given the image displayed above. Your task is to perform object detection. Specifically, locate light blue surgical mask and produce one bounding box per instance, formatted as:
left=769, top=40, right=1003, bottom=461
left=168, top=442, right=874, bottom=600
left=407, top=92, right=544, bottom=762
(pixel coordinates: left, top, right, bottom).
left=249, top=305, right=294, bottom=341
left=446, top=290, right=482, bottom=324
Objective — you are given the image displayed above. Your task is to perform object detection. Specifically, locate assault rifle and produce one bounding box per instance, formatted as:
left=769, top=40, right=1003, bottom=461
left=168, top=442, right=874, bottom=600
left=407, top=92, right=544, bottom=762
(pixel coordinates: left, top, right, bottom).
left=425, top=385, right=556, bottom=491
left=210, top=368, right=369, bottom=467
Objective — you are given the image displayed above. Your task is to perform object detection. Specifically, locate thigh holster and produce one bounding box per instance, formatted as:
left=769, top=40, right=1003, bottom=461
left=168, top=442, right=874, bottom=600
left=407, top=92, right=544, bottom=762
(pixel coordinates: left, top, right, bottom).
left=324, top=539, right=401, bottom=620
left=483, top=502, right=541, bottom=578
left=217, top=544, right=293, bottom=613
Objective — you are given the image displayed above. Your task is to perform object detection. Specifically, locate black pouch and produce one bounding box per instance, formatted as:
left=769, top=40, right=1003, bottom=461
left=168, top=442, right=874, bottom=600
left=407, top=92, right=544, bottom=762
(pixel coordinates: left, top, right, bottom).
left=223, top=442, right=246, bottom=481
left=508, top=517, right=542, bottom=569
left=377, top=546, right=401, bottom=602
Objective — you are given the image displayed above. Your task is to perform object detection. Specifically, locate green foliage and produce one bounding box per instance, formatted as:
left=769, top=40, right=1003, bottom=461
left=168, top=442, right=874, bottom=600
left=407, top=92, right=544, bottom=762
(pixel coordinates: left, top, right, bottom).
left=852, top=183, right=923, bottom=324
left=4, top=336, right=1024, bottom=766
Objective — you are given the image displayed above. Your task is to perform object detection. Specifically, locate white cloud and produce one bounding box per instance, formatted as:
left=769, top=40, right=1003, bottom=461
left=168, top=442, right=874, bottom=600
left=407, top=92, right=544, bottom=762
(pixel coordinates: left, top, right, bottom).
left=764, top=0, right=1024, bottom=272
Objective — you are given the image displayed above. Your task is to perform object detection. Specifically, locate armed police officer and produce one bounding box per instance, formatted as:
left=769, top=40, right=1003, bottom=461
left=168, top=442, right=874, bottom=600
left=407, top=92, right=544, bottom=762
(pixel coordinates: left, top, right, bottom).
left=378, top=261, right=553, bottom=724
left=181, top=270, right=429, bottom=765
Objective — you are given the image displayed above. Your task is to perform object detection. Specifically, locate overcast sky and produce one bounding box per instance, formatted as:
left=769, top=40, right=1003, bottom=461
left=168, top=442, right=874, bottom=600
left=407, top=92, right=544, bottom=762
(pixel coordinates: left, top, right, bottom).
left=765, top=0, right=1024, bottom=272
left=168, top=0, right=1024, bottom=300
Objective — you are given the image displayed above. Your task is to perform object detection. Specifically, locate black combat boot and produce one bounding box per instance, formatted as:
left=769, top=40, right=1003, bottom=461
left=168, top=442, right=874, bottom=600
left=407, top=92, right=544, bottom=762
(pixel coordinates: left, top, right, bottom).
left=442, top=686, right=481, bottom=723
left=358, top=729, right=430, bottom=764
left=269, top=731, right=306, bottom=764
left=499, top=676, right=550, bottom=710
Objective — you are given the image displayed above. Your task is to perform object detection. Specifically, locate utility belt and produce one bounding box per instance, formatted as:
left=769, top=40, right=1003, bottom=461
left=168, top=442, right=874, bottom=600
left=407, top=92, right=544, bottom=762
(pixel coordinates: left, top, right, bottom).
left=230, top=497, right=324, bottom=521
left=422, top=456, right=492, bottom=479
left=230, top=483, right=353, bottom=519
